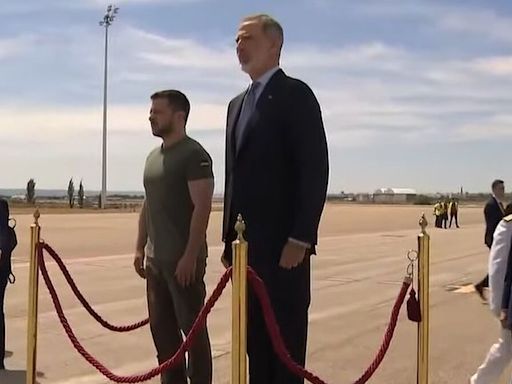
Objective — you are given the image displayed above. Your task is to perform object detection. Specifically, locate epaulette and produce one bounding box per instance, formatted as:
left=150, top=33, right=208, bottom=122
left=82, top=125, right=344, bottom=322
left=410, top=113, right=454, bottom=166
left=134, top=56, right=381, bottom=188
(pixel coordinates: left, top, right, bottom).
left=504, top=214, right=512, bottom=222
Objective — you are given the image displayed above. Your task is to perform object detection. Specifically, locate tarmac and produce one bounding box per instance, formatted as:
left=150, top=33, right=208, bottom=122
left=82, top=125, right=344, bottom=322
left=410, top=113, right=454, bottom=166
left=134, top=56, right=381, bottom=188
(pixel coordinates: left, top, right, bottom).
left=1, top=204, right=507, bottom=383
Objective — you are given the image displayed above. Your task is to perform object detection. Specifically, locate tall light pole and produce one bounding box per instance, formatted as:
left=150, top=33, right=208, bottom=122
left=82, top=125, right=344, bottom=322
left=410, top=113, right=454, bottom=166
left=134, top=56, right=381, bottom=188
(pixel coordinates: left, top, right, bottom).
left=99, top=4, right=119, bottom=209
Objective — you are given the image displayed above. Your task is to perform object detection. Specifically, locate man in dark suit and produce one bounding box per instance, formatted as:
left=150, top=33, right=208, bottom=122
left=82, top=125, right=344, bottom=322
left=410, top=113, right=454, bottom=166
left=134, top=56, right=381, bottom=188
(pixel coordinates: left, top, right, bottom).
left=474, top=179, right=506, bottom=301
left=221, top=14, right=329, bottom=384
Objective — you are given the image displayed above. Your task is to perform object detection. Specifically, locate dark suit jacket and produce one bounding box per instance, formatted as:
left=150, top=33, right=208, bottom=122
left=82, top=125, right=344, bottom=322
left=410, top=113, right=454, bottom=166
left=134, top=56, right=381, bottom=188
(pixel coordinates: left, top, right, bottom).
left=484, top=197, right=505, bottom=249
left=222, top=69, right=329, bottom=272
left=0, top=225, right=17, bottom=274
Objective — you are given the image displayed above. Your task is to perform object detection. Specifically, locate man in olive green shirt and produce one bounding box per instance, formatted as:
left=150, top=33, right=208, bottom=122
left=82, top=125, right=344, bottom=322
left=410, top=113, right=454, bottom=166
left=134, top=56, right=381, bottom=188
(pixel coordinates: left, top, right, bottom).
left=134, top=90, right=214, bottom=384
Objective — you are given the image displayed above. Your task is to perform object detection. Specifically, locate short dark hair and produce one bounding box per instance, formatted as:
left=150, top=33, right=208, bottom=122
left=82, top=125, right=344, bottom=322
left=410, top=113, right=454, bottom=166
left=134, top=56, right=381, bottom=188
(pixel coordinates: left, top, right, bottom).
left=492, top=179, right=504, bottom=190
left=151, top=90, right=190, bottom=123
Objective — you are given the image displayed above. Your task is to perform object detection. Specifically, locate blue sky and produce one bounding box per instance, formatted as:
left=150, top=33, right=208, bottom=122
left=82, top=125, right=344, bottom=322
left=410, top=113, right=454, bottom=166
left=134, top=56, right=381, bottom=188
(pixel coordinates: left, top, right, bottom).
left=0, top=0, right=511, bottom=194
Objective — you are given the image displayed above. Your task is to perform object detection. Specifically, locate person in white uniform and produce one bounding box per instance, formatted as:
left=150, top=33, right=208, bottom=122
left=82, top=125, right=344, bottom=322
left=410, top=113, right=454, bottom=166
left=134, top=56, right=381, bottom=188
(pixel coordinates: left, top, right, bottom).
left=470, top=208, right=512, bottom=383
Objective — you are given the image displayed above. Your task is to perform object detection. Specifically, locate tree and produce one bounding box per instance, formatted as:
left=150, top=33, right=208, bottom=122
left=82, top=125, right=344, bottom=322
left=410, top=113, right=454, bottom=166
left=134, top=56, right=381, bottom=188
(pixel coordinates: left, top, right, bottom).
left=26, top=178, right=36, bottom=204
left=78, top=180, right=85, bottom=209
left=67, top=178, right=75, bottom=208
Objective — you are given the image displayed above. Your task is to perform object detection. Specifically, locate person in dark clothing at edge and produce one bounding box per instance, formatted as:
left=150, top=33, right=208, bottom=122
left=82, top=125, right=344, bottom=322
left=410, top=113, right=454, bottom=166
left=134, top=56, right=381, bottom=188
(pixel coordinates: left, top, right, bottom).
left=474, top=179, right=507, bottom=302
left=0, top=198, right=17, bottom=370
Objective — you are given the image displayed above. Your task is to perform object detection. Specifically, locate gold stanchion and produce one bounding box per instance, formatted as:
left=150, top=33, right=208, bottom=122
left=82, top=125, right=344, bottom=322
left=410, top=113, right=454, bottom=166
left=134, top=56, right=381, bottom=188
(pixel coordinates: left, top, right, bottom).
left=231, top=224, right=241, bottom=384
left=417, top=213, right=430, bottom=384
left=231, top=214, right=248, bottom=384
left=26, top=209, right=41, bottom=384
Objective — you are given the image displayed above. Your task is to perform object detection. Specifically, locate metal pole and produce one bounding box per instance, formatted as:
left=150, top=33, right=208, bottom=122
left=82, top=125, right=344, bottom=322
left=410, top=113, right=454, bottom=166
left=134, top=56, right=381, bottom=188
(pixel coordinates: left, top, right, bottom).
left=238, top=217, right=248, bottom=384
left=99, top=4, right=118, bottom=209
left=417, top=213, right=430, bottom=384
left=26, top=210, right=41, bottom=384
left=232, top=214, right=248, bottom=384
left=231, top=228, right=240, bottom=384
left=101, top=23, right=108, bottom=209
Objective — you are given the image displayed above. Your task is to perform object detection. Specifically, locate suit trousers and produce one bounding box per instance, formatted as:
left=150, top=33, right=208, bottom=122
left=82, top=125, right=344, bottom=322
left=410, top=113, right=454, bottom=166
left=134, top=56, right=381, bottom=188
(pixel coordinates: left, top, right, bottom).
left=247, top=257, right=311, bottom=384
left=0, top=270, right=8, bottom=368
left=471, top=327, right=512, bottom=383
left=146, top=258, right=212, bottom=384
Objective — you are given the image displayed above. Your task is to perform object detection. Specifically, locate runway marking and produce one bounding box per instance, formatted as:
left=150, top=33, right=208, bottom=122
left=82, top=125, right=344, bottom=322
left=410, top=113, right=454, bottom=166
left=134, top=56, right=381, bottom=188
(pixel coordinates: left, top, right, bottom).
left=13, top=233, right=374, bottom=269
left=377, top=280, right=403, bottom=285
left=50, top=348, right=230, bottom=384
left=14, top=246, right=224, bottom=268
left=324, top=277, right=360, bottom=285
left=445, top=283, right=475, bottom=294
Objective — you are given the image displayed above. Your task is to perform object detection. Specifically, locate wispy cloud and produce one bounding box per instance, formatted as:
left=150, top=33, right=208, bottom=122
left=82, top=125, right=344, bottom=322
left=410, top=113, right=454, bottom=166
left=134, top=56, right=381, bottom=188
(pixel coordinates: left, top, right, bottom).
left=356, top=2, right=512, bottom=43
left=1, top=0, right=511, bottom=191
left=0, top=102, right=226, bottom=140
left=132, top=29, right=236, bottom=70
left=43, top=0, right=205, bottom=9
left=2, top=24, right=511, bottom=146
left=76, top=0, right=208, bottom=10
left=455, top=115, right=512, bottom=140
left=0, top=35, right=37, bottom=60
left=437, top=8, right=512, bottom=43
left=0, top=0, right=208, bottom=16
left=284, top=42, right=407, bottom=70
left=468, top=56, right=512, bottom=76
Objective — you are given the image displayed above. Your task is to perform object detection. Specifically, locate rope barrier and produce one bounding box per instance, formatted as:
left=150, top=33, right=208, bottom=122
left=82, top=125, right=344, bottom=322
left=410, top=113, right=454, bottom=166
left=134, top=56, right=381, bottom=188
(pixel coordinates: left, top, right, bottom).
left=246, top=268, right=411, bottom=384
left=37, top=242, right=412, bottom=383
left=38, top=242, right=231, bottom=383
left=41, top=242, right=148, bottom=332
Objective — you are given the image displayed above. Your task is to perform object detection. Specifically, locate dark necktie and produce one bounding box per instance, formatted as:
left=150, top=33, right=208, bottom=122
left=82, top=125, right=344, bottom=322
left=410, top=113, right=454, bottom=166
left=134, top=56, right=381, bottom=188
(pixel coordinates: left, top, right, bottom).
left=236, top=81, right=260, bottom=150
left=499, top=201, right=505, bottom=214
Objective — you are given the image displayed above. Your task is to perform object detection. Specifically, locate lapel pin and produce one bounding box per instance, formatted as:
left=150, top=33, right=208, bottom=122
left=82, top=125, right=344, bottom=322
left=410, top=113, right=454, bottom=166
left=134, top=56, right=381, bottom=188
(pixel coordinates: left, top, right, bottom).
left=268, top=95, right=273, bottom=99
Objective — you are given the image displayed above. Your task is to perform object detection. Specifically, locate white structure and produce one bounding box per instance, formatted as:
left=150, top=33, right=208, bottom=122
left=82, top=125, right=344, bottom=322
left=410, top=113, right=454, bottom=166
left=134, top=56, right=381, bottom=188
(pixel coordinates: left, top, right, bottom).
left=373, top=188, right=417, bottom=204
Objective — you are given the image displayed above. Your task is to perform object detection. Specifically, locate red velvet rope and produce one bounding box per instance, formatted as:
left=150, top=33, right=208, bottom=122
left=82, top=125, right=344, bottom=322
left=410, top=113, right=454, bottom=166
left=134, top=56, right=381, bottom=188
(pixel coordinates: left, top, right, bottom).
left=246, top=268, right=411, bottom=384
left=41, top=242, right=148, bottom=332
left=38, top=242, right=232, bottom=383
left=37, top=242, right=410, bottom=383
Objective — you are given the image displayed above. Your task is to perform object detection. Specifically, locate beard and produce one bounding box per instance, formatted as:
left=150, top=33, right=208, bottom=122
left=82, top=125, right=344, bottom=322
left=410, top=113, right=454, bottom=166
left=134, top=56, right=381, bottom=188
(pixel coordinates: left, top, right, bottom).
left=238, top=52, right=253, bottom=72
left=239, top=57, right=252, bottom=74
left=151, top=121, right=173, bottom=138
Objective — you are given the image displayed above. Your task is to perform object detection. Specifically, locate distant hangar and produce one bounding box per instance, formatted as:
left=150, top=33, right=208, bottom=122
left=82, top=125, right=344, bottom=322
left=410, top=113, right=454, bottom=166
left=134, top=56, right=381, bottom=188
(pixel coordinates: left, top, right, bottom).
left=372, top=188, right=417, bottom=203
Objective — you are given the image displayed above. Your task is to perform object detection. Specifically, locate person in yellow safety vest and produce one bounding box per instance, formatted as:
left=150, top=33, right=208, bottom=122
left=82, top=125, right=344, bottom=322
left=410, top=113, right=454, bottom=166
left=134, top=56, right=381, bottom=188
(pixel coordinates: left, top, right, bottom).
left=449, top=198, right=460, bottom=228
left=433, top=201, right=443, bottom=228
